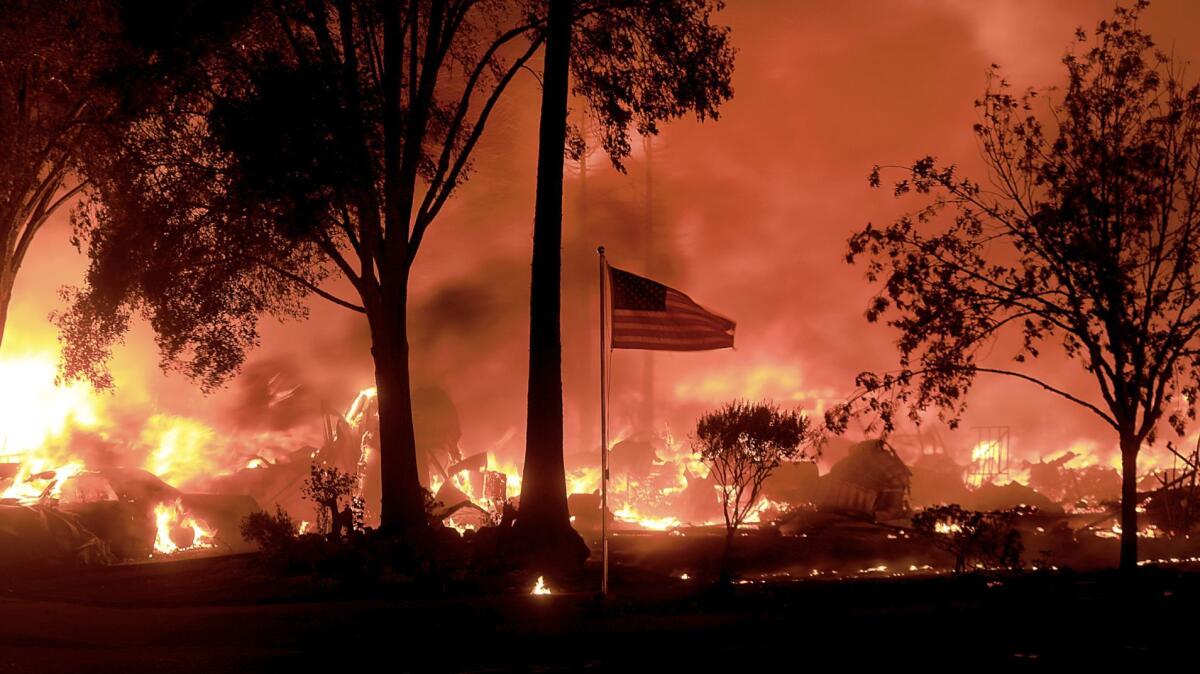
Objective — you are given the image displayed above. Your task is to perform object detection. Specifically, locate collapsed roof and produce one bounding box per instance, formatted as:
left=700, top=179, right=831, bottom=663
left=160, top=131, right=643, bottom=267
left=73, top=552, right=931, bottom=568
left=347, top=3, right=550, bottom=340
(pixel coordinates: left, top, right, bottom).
left=818, top=439, right=912, bottom=519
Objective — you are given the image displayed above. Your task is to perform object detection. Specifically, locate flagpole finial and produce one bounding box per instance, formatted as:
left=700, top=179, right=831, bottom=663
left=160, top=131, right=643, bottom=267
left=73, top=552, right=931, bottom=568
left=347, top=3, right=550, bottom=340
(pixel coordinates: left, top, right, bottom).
left=597, top=245, right=605, bottom=256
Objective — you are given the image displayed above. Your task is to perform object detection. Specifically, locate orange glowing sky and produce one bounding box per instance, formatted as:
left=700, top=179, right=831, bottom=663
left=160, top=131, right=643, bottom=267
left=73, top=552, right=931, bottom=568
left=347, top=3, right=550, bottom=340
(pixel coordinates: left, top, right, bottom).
left=10, top=0, right=1200, bottom=471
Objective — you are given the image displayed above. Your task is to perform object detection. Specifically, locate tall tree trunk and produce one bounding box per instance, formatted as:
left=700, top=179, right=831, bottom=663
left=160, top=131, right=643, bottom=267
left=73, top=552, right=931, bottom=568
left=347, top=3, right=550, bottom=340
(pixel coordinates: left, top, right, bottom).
left=1119, top=433, right=1139, bottom=574
left=0, top=272, right=13, bottom=348
left=369, top=291, right=426, bottom=535
left=374, top=0, right=429, bottom=537
left=513, top=0, right=586, bottom=567
left=720, top=527, right=735, bottom=583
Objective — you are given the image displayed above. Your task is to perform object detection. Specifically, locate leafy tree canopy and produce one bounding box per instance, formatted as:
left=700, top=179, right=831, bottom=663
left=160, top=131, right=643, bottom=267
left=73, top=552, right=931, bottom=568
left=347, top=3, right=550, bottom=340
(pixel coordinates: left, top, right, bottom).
left=695, top=400, right=812, bottom=531
left=835, top=0, right=1198, bottom=571
left=57, top=0, right=735, bottom=393
left=835, top=1, right=1200, bottom=450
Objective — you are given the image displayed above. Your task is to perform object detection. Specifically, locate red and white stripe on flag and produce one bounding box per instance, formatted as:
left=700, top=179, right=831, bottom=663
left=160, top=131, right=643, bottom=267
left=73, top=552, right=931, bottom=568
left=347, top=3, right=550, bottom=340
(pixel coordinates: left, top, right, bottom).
left=608, top=265, right=735, bottom=351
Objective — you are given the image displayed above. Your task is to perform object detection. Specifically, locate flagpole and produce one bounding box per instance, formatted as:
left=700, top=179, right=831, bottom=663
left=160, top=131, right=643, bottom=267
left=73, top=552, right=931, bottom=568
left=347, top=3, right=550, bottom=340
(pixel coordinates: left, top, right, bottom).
left=598, top=245, right=610, bottom=596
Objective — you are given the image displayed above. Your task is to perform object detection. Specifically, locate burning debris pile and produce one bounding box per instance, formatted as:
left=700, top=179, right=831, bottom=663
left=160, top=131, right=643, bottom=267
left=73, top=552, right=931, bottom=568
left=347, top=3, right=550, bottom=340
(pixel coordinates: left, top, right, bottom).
left=294, top=382, right=1200, bottom=577
left=816, top=439, right=911, bottom=521
left=374, top=406, right=1200, bottom=577
left=5, top=345, right=1198, bottom=579
left=2, top=471, right=248, bottom=564
left=0, top=353, right=263, bottom=568
left=0, top=462, right=261, bottom=567
left=1024, top=451, right=1121, bottom=508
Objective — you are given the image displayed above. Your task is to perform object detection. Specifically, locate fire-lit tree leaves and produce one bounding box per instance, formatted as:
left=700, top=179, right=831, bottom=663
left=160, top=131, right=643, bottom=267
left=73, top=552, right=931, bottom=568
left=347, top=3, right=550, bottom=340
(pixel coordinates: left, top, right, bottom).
left=837, top=1, right=1200, bottom=571
left=58, top=127, right=322, bottom=393
left=694, top=400, right=811, bottom=579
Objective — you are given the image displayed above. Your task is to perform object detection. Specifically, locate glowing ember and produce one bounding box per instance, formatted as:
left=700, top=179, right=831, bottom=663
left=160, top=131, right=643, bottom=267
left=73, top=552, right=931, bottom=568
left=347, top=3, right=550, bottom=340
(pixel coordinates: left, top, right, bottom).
left=613, top=505, right=682, bottom=531
left=1095, top=523, right=1164, bottom=540
left=934, top=521, right=963, bottom=535
left=530, top=576, right=551, bottom=595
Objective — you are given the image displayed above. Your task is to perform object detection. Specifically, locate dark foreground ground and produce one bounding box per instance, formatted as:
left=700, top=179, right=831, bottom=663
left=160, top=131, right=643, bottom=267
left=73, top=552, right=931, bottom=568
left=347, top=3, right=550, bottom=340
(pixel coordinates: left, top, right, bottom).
left=2, top=547, right=1199, bottom=673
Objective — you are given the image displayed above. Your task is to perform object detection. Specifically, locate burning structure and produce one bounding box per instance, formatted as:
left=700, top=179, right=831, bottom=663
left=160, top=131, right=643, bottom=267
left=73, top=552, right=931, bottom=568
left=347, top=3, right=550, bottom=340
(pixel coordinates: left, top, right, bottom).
left=0, top=463, right=258, bottom=567
left=5, top=345, right=1199, bottom=579
left=293, top=378, right=1200, bottom=576
left=0, top=353, right=266, bottom=567
left=816, top=439, right=911, bottom=521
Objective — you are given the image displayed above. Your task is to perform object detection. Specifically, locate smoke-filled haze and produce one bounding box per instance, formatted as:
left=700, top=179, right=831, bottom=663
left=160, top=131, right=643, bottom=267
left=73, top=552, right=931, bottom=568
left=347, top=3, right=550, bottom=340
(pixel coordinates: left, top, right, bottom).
left=9, top=0, right=1200, bottom=474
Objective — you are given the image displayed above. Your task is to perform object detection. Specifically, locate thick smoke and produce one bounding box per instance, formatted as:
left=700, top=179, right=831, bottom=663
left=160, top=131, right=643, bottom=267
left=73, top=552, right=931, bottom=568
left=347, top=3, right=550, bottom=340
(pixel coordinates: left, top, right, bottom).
left=9, top=0, right=1200, bottom=478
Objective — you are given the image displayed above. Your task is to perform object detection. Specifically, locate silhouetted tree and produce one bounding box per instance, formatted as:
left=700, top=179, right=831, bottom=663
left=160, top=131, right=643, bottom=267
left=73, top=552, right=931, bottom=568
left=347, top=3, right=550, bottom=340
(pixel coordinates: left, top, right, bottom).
left=912, top=505, right=1024, bottom=573
left=515, top=0, right=578, bottom=565
left=837, top=1, right=1200, bottom=573
left=0, top=1, right=175, bottom=347
left=515, top=0, right=735, bottom=567
left=695, top=400, right=810, bottom=581
left=302, top=464, right=362, bottom=539
left=59, top=1, right=552, bottom=535
left=58, top=0, right=733, bottom=538
left=241, top=505, right=299, bottom=556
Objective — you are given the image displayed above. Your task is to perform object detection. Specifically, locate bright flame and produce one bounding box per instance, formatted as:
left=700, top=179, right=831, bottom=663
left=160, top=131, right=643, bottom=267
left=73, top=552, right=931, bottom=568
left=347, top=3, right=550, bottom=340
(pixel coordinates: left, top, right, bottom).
left=1, top=460, right=84, bottom=503
left=585, top=424, right=728, bottom=530
left=0, top=351, right=232, bottom=516
left=567, top=465, right=601, bottom=495
left=0, top=353, right=99, bottom=460
left=743, top=496, right=789, bottom=523
left=614, top=505, right=683, bottom=531
left=142, top=414, right=219, bottom=487
left=153, top=499, right=216, bottom=554
left=0, top=353, right=101, bottom=504
left=345, top=387, right=377, bottom=425
left=487, top=455, right=523, bottom=496
left=935, top=521, right=963, bottom=535
left=966, top=439, right=1007, bottom=488
left=531, top=575, right=551, bottom=595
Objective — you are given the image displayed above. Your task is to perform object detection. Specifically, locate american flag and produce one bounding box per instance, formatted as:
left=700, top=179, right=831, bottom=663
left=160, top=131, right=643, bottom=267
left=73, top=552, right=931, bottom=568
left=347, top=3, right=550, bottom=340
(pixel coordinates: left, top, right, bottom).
left=608, top=265, right=736, bottom=351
